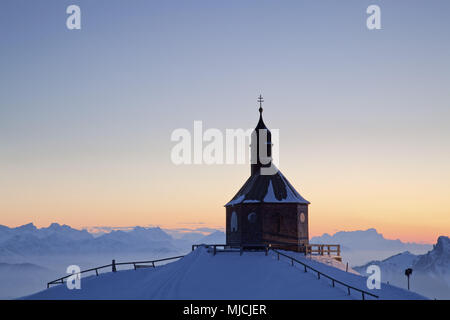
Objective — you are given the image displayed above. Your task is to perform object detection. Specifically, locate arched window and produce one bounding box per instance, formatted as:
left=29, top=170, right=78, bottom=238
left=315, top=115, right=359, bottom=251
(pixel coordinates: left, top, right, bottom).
left=248, top=212, right=257, bottom=224
left=231, top=211, right=238, bottom=232
left=277, top=214, right=283, bottom=234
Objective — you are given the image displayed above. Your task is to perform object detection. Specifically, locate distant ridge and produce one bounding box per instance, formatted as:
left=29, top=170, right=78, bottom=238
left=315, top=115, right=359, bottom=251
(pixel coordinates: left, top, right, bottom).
left=0, top=223, right=222, bottom=257
left=310, top=228, right=432, bottom=252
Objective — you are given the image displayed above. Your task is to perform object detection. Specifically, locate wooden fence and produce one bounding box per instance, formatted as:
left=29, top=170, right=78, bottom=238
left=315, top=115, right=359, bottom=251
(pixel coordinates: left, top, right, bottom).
left=191, top=244, right=377, bottom=300
left=305, top=244, right=341, bottom=256
left=270, top=248, right=378, bottom=300
left=46, top=255, right=184, bottom=288
left=46, top=244, right=376, bottom=300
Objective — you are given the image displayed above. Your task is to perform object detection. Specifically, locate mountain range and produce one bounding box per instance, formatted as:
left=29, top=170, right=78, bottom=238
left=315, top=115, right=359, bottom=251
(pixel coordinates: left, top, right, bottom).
left=310, top=228, right=431, bottom=252
left=0, top=223, right=224, bottom=259
left=354, top=236, right=450, bottom=299
left=310, top=228, right=433, bottom=266
left=0, top=224, right=435, bottom=264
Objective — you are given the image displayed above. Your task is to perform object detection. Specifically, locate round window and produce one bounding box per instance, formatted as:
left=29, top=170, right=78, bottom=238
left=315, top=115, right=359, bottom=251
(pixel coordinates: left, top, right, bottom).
left=248, top=212, right=257, bottom=223
left=300, top=212, right=306, bottom=223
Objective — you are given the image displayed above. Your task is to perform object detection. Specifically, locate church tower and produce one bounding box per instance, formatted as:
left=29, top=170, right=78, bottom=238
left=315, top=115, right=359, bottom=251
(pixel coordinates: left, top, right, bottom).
left=225, top=95, right=310, bottom=251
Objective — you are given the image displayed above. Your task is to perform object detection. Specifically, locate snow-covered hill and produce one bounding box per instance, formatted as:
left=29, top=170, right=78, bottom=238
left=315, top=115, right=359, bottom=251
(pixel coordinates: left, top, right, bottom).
left=0, top=223, right=225, bottom=299
left=25, top=246, right=425, bottom=300
left=354, top=236, right=450, bottom=299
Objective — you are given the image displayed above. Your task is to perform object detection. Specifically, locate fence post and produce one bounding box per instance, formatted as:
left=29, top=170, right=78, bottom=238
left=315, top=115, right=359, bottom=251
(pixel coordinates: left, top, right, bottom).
left=362, top=292, right=365, bottom=300
left=291, top=258, right=294, bottom=266
left=346, top=262, right=348, bottom=272
left=214, top=245, right=216, bottom=256
left=277, top=252, right=280, bottom=260
left=240, top=246, right=243, bottom=256
left=95, top=269, right=99, bottom=276
left=317, top=272, right=320, bottom=279
left=47, top=283, right=50, bottom=289
left=304, top=265, right=307, bottom=273
left=347, top=287, right=351, bottom=295
left=112, top=259, right=116, bottom=272
left=332, top=279, right=335, bottom=287
left=152, top=261, right=155, bottom=268
left=133, top=263, right=136, bottom=270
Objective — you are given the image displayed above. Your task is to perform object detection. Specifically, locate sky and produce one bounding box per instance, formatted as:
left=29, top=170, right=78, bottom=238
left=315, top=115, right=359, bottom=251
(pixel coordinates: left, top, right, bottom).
left=1, top=1, right=449, bottom=243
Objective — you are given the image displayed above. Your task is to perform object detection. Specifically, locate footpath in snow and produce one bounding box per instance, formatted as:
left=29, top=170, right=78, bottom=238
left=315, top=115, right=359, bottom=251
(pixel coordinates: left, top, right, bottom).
left=25, top=247, right=426, bottom=300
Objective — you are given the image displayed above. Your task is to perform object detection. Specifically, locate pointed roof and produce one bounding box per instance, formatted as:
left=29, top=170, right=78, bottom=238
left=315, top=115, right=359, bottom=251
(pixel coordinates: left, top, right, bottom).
left=255, top=94, right=269, bottom=132
left=255, top=111, right=270, bottom=133
left=226, top=94, right=309, bottom=206
left=225, top=168, right=310, bottom=206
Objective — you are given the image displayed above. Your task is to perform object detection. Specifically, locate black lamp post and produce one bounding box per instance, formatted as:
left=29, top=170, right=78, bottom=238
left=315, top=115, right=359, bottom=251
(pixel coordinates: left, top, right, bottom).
left=404, top=268, right=413, bottom=290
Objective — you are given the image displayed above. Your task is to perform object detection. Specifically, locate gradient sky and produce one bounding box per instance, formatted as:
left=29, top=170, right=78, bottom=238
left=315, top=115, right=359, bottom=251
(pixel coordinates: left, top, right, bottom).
left=1, top=1, right=449, bottom=243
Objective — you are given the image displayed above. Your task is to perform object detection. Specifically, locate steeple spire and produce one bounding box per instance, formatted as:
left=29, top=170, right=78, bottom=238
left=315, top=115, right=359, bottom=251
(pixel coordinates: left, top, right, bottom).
left=251, top=94, right=272, bottom=176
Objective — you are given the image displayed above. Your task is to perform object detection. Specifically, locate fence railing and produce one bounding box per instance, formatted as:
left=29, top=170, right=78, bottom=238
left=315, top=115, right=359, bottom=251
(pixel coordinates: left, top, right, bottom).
left=192, top=244, right=268, bottom=255
left=305, top=244, right=341, bottom=256
left=193, top=243, right=341, bottom=257
left=270, top=248, right=378, bottom=300
left=191, top=243, right=377, bottom=300
left=46, top=255, right=184, bottom=288
left=47, top=245, right=378, bottom=300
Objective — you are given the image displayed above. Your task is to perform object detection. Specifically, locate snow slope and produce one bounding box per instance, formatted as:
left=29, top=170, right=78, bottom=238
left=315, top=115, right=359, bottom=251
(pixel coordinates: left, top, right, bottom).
left=354, top=251, right=419, bottom=280
left=25, top=247, right=425, bottom=300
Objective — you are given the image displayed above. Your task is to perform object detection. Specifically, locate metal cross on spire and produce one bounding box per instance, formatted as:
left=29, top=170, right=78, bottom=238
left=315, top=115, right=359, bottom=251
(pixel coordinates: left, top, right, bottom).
left=257, top=94, right=264, bottom=114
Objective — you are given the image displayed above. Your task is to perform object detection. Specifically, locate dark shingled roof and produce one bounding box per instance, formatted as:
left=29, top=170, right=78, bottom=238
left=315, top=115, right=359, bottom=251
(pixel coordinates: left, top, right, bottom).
left=225, top=169, right=310, bottom=206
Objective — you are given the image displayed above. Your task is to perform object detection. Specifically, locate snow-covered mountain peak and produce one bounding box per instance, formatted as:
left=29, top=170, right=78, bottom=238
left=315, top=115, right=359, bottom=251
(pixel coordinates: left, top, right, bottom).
left=435, top=236, right=450, bottom=254
left=130, top=226, right=173, bottom=241
left=389, top=250, right=412, bottom=257
left=46, top=223, right=66, bottom=230
left=414, top=236, right=450, bottom=274
left=14, top=223, right=37, bottom=232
